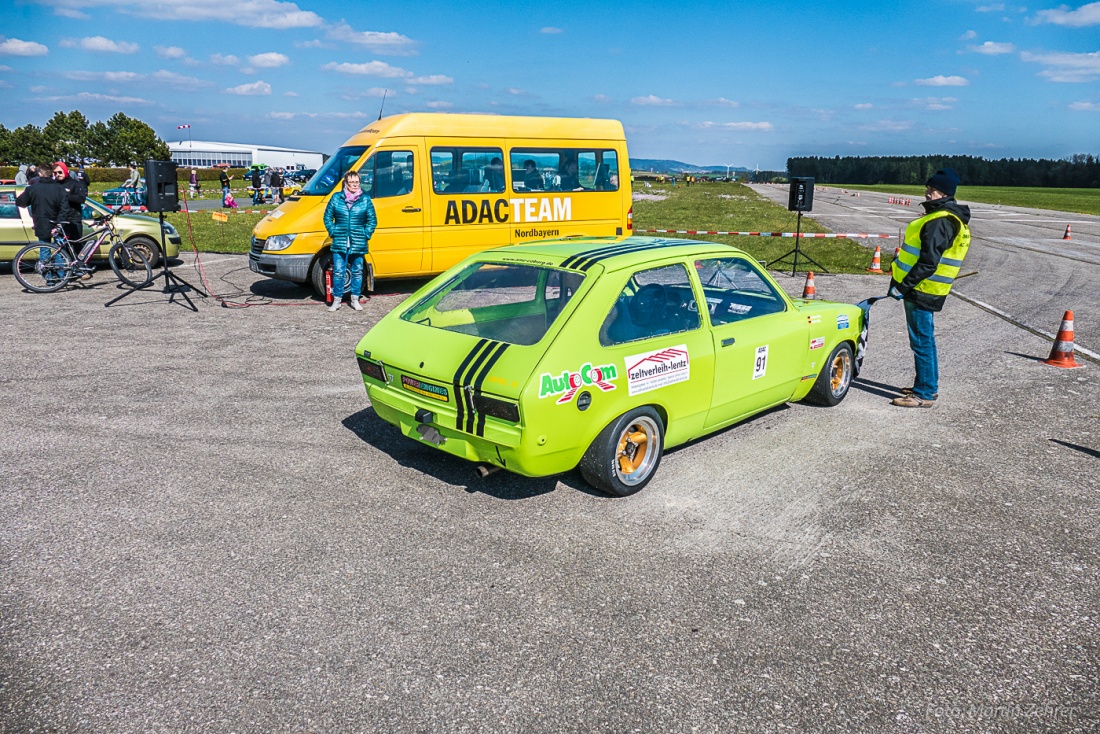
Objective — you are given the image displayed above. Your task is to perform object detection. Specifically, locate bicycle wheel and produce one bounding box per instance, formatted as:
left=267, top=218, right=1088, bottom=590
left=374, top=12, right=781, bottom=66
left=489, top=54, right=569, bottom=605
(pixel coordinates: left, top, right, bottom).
left=108, top=241, right=153, bottom=288
left=13, top=243, right=72, bottom=293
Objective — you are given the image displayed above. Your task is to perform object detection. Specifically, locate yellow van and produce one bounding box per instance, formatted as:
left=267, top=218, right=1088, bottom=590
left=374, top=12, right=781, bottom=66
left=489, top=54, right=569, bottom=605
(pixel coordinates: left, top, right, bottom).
left=249, top=113, right=632, bottom=294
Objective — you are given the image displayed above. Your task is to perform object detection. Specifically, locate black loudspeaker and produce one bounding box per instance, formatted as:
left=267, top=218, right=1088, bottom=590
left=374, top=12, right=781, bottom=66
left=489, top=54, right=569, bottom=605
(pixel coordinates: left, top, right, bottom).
left=144, top=159, right=180, bottom=212
left=788, top=176, right=814, bottom=212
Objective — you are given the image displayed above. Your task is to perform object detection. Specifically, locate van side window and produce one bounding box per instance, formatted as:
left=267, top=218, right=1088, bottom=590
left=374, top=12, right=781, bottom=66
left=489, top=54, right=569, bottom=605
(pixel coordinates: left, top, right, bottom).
left=599, top=264, right=702, bottom=346
left=511, top=149, right=619, bottom=193
left=430, top=147, right=505, bottom=194
left=362, top=150, right=415, bottom=199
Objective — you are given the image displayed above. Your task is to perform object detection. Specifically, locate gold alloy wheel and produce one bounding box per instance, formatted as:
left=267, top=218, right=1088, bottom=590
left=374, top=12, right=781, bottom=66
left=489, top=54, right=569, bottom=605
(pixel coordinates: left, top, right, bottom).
left=829, top=348, right=853, bottom=398
left=614, top=415, right=661, bottom=486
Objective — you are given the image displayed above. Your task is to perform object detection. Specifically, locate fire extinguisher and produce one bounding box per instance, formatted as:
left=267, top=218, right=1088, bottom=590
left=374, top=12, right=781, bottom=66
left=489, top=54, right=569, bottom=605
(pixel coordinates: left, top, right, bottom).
left=325, top=266, right=333, bottom=305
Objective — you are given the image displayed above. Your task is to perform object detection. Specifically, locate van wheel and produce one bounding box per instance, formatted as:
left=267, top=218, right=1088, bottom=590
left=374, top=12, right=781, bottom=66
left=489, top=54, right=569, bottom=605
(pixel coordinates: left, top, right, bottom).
left=804, top=343, right=853, bottom=407
left=579, top=407, right=664, bottom=497
left=311, top=252, right=333, bottom=299
left=126, top=235, right=161, bottom=268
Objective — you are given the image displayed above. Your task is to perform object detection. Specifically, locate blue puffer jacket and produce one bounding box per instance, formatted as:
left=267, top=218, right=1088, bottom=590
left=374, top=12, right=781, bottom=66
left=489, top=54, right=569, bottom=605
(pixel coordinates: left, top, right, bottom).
left=324, top=191, right=377, bottom=255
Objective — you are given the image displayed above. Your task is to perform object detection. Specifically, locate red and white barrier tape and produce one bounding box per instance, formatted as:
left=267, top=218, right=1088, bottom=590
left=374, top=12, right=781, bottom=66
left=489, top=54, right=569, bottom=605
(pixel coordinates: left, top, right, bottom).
left=640, top=228, right=895, bottom=238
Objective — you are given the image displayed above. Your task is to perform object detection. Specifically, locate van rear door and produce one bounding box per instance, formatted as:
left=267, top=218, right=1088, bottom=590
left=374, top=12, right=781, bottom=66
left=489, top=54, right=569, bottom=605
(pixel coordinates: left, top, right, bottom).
left=361, top=143, right=427, bottom=277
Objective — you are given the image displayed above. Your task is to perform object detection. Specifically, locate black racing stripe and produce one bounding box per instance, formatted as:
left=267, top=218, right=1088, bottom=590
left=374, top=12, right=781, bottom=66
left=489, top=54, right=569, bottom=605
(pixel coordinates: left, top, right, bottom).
left=562, top=241, right=643, bottom=270
left=460, top=341, right=498, bottom=433
left=472, top=343, right=510, bottom=437
left=578, top=240, right=696, bottom=271
left=571, top=238, right=688, bottom=271
left=453, top=338, right=489, bottom=430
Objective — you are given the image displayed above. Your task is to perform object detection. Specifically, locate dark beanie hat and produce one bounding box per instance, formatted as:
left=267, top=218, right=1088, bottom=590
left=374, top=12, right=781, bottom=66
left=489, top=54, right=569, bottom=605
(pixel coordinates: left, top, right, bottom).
left=926, top=168, right=959, bottom=197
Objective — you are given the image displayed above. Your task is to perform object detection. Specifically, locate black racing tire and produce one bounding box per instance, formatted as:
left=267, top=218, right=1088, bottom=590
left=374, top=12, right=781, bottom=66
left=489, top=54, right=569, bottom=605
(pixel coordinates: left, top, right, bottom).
left=125, top=235, right=161, bottom=268
left=804, top=342, right=854, bottom=407
left=579, top=406, right=665, bottom=497
left=13, top=243, right=71, bottom=293
left=108, top=241, right=153, bottom=288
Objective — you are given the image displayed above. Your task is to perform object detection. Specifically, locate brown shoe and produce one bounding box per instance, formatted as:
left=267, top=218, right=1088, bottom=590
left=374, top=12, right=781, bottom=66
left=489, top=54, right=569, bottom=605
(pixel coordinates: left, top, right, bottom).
left=891, top=394, right=935, bottom=408
left=900, top=387, right=939, bottom=399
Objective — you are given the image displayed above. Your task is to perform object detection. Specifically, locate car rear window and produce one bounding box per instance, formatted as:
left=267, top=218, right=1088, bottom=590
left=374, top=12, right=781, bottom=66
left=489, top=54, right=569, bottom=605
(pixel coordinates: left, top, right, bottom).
left=401, top=263, right=585, bottom=346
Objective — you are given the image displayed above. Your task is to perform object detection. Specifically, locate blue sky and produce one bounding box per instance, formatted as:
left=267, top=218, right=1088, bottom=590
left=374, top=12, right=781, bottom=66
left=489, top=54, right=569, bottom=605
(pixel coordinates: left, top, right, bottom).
left=1, top=0, right=1098, bottom=169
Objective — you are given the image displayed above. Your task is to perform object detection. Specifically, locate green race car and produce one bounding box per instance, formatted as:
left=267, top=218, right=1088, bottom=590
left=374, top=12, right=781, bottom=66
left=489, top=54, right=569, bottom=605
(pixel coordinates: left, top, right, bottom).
left=355, top=236, right=865, bottom=496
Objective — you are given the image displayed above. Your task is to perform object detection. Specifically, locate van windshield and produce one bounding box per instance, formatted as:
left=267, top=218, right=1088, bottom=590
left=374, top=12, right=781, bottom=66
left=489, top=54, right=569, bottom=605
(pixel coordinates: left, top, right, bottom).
left=402, top=263, right=586, bottom=346
left=300, top=145, right=369, bottom=196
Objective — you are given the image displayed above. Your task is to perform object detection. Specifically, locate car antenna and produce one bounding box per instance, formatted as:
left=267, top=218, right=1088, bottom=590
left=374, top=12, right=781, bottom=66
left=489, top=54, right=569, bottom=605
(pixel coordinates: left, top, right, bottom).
left=377, top=90, right=387, bottom=121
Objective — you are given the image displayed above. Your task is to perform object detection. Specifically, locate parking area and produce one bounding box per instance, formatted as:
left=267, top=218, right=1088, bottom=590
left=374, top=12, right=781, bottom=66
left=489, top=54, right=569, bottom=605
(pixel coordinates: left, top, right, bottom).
left=1, top=235, right=1097, bottom=731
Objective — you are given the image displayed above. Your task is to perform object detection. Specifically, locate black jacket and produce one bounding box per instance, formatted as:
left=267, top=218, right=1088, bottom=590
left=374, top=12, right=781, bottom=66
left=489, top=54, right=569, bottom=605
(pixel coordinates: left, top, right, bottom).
left=16, top=179, right=69, bottom=242
left=61, top=175, right=87, bottom=226
left=896, top=196, right=971, bottom=312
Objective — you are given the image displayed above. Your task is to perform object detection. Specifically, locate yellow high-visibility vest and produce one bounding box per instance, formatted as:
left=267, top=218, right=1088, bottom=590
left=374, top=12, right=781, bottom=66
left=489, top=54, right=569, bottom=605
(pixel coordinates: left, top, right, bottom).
left=891, top=209, right=971, bottom=296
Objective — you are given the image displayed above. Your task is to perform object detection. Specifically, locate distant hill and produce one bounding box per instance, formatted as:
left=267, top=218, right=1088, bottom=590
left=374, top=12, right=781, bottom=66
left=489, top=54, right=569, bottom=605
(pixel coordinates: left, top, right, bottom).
left=630, top=158, right=751, bottom=174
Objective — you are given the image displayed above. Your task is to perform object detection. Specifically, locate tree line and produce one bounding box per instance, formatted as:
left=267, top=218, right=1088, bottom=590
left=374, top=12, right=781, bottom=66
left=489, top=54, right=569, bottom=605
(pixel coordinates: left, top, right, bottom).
left=0, top=110, right=171, bottom=168
left=787, top=154, right=1100, bottom=188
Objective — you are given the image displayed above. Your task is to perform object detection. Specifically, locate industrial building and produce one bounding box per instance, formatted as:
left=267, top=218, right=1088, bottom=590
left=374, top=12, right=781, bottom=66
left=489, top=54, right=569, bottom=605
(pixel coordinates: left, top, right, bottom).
left=168, top=140, right=325, bottom=170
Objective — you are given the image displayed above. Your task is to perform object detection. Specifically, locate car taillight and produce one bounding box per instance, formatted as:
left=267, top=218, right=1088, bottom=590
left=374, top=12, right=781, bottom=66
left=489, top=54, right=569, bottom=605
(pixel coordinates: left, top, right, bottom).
left=627, top=206, right=633, bottom=231
left=473, top=394, right=520, bottom=423
left=356, top=355, right=387, bottom=383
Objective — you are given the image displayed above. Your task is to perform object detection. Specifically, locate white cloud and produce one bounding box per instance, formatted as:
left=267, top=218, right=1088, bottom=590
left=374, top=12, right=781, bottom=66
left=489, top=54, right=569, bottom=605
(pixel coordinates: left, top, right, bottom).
left=326, top=21, right=417, bottom=55
left=591, top=93, right=612, bottom=103
left=268, top=110, right=368, bottom=119
left=697, top=120, right=773, bottom=131
left=631, top=94, right=677, bottom=106
left=0, top=38, right=49, bottom=56
left=225, top=80, right=272, bottom=95
left=151, top=70, right=212, bottom=89
left=960, top=30, right=978, bottom=39
left=156, top=46, right=188, bottom=59
left=409, top=74, right=453, bottom=85
left=913, top=96, right=958, bottom=110
left=61, top=36, right=140, bottom=54
left=37, top=91, right=150, bottom=104
left=283, top=91, right=299, bottom=97
left=855, top=103, right=874, bottom=109
left=65, top=70, right=141, bottom=82
left=540, top=26, right=563, bottom=34
left=970, top=41, right=1015, bottom=54
left=1035, top=2, right=1100, bottom=27
left=322, top=61, right=411, bottom=78
left=38, top=0, right=323, bottom=29
left=976, top=4, right=1005, bottom=11
left=55, top=7, right=88, bottom=18
left=425, top=100, right=453, bottom=109
left=1021, top=49, right=1100, bottom=82
left=915, top=75, right=970, bottom=86
left=211, top=54, right=240, bottom=65
left=1069, top=101, right=1100, bottom=110
left=0, top=65, right=11, bottom=71
left=249, top=52, right=290, bottom=68
left=505, top=87, right=525, bottom=95
left=859, top=119, right=914, bottom=132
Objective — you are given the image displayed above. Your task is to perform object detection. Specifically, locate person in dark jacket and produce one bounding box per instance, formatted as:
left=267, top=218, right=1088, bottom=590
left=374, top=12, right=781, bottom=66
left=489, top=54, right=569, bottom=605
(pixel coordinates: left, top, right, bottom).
left=323, top=169, right=377, bottom=312
left=251, top=168, right=262, bottom=204
left=270, top=167, right=283, bottom=204
left=887, top=168, right=972, bottom=408
left=57, top=161, right=88, bottom=241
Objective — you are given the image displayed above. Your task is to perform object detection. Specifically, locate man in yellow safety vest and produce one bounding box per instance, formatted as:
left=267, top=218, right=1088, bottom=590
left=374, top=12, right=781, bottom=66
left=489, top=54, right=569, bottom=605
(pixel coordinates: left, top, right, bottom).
left=887, top=168, right=971, bottom=408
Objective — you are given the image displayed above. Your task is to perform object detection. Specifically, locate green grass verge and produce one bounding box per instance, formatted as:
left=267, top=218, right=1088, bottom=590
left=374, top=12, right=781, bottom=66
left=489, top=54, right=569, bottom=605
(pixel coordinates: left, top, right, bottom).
left=164, top=210, right=265, bottom=254
left=633, top=182, right=881, bottom=274
left=831, top=183, right=1100, bottom=216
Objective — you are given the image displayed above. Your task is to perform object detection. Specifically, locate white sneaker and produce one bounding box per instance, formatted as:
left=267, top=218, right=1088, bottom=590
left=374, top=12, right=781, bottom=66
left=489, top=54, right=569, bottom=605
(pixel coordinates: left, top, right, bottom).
left=327, top=301, right=341, bottom=312
left=349, top=298, right=363, bottom=311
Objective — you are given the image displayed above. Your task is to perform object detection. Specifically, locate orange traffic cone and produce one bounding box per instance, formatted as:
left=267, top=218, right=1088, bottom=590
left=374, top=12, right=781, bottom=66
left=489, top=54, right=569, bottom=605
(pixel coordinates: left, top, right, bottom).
left=1042, top=310, right=1084, bottom=368
left=802, top=271, right=816, bottom=299
left=866, top=246, right=884, bottom=274
left=1063, top=224, right=1072, bottom=240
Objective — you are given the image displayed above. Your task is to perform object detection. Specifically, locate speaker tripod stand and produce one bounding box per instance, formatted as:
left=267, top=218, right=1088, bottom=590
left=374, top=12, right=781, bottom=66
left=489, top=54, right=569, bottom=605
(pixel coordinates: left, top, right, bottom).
left=105, top=212, right=206, bottom=311
left=770, top=211, right=828, bottom=277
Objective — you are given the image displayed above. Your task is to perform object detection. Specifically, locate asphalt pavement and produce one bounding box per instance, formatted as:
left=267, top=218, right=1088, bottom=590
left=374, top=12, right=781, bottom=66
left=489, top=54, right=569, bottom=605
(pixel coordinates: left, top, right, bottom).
left=0, top=205, right=1097, bottom=732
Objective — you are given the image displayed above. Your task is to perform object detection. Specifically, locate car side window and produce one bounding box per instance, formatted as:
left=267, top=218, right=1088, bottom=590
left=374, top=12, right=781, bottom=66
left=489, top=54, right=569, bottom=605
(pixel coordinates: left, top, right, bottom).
left=0, top=192, right=18, bottom=219
left=600, top=263, right=702, bottom=346
left=694, top=257, right=786, bottom=326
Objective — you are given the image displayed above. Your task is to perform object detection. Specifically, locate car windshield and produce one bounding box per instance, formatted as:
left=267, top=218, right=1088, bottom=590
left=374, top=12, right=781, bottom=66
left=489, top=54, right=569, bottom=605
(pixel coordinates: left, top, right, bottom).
left=401, top=263, right=586, bottom=346
left=300, top=145, right=369, bottom=196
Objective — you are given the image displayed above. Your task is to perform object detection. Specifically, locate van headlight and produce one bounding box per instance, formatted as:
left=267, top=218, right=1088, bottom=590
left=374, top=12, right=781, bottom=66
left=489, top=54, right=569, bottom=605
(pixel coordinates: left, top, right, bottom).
left=265, top=233, right=298, bottom=251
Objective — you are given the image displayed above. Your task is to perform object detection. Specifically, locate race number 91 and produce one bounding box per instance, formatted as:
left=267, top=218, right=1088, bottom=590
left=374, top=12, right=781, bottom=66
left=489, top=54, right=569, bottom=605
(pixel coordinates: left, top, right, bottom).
left=753, top=345, right=769, bottom=380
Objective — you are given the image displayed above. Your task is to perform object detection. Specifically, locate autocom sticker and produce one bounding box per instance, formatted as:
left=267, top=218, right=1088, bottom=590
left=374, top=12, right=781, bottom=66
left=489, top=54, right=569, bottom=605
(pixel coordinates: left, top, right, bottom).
left=401, top=375, right=449, bottom=402
left=753, top=345, right=769, bottom=380
left=539, top=362, right=617, bottom=404
left=810, top=337, right=825, bottom=350
left=624, top=345, right=690, bottom=396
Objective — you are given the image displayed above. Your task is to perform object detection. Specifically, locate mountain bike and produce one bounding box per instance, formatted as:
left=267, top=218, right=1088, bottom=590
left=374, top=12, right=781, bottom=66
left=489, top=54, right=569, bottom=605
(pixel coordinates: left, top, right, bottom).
left=13, top=212, right=153, bottom=293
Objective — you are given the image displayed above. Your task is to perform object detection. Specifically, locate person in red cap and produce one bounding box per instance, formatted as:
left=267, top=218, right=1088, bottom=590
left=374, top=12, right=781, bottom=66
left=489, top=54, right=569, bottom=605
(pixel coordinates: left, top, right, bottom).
left=55, top=161, right=88, bottom=241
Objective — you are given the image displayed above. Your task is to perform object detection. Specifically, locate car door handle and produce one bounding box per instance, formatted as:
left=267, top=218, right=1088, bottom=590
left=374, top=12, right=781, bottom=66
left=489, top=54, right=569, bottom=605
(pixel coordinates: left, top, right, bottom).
left=722, top=337, right=736, bottom=347
left=402, top=206, right=421, bottom=213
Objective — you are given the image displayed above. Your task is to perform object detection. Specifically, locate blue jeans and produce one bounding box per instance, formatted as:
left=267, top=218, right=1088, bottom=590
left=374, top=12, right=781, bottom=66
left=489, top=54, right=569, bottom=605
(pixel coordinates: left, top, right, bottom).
left=904, top=299, right=938, bottom=400
left=331, top=250, right=364, bottom=300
